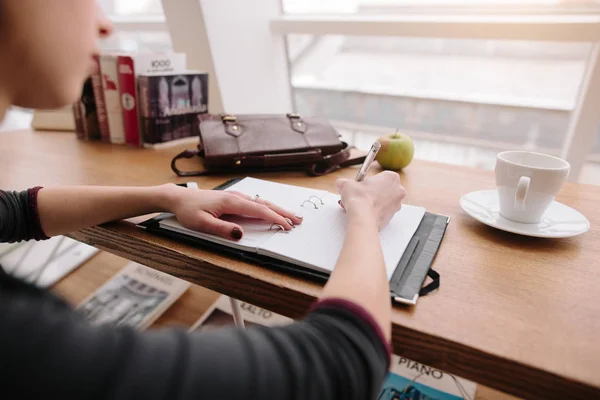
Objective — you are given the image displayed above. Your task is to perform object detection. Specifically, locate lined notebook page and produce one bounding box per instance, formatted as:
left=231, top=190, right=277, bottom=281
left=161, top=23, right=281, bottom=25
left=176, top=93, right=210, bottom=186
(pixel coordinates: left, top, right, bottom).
left=158, top=177, right=426, bottom=280
left=259, top=193, right=426, bottom=279
left=159, top=216, right=279, bottom=252
left=223, top=177, right=330, bottom=212
left=158, top=177, right=330, bottom=252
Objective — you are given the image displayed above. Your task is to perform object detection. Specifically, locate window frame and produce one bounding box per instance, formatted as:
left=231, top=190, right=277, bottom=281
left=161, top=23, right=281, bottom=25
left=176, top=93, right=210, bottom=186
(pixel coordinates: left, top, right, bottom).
left=161, top=0, right=600, bottom=181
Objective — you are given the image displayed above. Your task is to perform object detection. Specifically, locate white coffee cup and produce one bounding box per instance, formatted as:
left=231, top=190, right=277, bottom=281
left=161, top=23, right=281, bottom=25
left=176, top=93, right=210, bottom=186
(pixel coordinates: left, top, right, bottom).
left=495, top=151, right=570, bottom=224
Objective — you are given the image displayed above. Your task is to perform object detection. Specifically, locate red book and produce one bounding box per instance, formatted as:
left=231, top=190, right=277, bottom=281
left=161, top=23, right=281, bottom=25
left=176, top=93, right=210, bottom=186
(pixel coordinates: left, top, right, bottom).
left=91, top=55, right=110, bottom=142
left=117, top=55, right=141, bottom=147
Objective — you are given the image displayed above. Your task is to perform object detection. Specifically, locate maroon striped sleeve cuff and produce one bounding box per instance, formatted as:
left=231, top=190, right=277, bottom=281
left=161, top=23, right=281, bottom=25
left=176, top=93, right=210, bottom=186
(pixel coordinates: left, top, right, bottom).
left=28, top=186, right=49, bottom=240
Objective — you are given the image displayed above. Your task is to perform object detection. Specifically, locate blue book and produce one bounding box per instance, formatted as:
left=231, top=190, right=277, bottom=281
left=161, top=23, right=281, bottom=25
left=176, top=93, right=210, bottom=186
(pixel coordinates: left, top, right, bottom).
left=378, top=356, right=477, bottom=400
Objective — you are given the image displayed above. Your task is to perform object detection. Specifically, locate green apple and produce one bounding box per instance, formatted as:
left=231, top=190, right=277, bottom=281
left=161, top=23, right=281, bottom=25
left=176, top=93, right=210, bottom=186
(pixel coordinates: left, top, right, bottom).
left=375, top=132, right=415, bottom=170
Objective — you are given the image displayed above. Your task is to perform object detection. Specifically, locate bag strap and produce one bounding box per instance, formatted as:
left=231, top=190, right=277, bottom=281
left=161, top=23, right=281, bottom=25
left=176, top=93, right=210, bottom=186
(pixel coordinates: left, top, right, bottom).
left=171, top=149, right=206, bottom=177
left=418, top=268, right=440, bottom=296
left=171, top=143, right=366, bottom=177
left=306, top=145, right=366, bottom=176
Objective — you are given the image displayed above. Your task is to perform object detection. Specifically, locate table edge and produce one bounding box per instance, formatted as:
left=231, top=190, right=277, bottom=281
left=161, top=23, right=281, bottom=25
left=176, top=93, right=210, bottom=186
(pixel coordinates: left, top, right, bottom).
left=66, top=222, right=600, bottom=400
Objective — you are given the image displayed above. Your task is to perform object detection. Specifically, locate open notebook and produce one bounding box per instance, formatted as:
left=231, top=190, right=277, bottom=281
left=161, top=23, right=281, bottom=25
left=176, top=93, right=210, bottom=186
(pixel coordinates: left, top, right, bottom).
left=139, top=177, right=449, bottom=305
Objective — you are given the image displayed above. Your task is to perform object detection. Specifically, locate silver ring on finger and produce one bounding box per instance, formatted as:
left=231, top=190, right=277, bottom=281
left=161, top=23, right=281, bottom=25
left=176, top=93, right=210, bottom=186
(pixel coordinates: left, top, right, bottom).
left=251, top=194, right=260, bottom=202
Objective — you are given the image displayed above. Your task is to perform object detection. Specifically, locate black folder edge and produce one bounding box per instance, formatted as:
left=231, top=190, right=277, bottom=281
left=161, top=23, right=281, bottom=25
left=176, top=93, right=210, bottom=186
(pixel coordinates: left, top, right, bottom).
left=389, top=212, right=450, bottom=305
left=137, top=178, right=450, bottom=306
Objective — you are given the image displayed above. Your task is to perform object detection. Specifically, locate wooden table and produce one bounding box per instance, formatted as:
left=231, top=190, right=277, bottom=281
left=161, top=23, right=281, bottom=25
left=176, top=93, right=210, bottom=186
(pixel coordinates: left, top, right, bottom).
left=2, top=130, right=599, bottom=400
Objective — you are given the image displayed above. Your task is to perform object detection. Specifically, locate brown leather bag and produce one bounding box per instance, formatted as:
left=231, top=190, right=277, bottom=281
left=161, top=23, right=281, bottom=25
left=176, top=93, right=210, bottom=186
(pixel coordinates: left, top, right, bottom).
left=171, top=113, right=366, bottom=177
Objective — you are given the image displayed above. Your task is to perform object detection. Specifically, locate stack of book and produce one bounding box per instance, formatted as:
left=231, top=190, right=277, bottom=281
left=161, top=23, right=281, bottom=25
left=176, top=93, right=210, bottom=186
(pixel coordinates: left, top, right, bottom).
left=72, top=51, right=209, bottom=148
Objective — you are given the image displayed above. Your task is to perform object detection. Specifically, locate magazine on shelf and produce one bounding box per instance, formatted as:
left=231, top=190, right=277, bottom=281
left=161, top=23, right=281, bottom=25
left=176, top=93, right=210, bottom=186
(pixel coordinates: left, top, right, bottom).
left=77, top=262, right=190, bottom=330
left=0, top=236, right=99, bottom=288
left=379, top=356, right=477, bottom=400
left=189, top=294, right=292, bottom=332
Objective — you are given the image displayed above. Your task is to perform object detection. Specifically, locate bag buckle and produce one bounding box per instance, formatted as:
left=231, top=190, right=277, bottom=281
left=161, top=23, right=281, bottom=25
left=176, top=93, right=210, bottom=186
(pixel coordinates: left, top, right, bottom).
left=221, top=114, right=237, bottom=122
left=221, top=114, right=242, bottom=136
left=287, top=113, right=306, bottom=133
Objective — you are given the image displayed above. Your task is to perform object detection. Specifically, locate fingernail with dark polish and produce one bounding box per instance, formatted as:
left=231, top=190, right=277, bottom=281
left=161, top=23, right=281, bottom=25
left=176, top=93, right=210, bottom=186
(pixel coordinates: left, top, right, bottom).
left=231, top=228, right=243, bottom=240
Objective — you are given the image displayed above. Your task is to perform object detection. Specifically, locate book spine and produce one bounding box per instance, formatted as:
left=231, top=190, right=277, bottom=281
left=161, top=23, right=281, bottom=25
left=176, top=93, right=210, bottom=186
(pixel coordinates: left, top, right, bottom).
left=137, top=75, right=151, bottom=118
left=137, top=75, right=154, bottom=145
left=117, top=56, right=141, bottom=147
left=140, top=116, right=173, bottom=146
left=91, top=55, right=110, bottom=142
left=99, top=54, right=125, bottom=144
left=72, top=102, right=85, bottom=140
left=81, top=77, right=101, bottom=140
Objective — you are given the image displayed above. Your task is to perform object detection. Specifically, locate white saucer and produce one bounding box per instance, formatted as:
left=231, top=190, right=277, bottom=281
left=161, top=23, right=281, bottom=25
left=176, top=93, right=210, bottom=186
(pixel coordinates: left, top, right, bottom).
left=459, top=190, right=590, bottom=238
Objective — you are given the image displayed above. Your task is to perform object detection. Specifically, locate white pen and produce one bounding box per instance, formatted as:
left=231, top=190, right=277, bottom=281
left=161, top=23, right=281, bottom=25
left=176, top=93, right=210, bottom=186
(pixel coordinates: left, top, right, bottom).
left=339, top=141, right=381, bottom=210
left=355, top=141, right=381, bottom=182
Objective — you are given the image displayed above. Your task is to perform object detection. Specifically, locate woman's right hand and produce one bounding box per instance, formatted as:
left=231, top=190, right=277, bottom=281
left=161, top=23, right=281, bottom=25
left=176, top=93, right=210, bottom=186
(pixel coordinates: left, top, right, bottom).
left=335, top=171, right=406, bottom=230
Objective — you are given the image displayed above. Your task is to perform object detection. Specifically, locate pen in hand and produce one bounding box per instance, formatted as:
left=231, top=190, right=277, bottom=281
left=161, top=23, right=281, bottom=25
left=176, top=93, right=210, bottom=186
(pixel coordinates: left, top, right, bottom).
left=338, top=141, right=381, bottom=210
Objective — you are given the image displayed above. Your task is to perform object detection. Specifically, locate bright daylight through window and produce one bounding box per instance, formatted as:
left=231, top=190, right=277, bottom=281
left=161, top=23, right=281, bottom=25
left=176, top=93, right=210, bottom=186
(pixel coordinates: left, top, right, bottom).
left=282, top=0, right=600, bottom=185
left=98, top=0, right=600, bottom=185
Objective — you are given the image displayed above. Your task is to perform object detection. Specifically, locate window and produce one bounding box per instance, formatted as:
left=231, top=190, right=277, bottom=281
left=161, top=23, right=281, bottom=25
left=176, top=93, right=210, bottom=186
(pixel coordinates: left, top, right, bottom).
left=288, top=34, right=587, bottom=153
left=282, top=0, right=600, bottom=15
left=20, top=1, right=591, bottom=183
left=99, top=0, right=164, bottom=16
left=279, top=0, right=600, bottom=185
left=98, top=0, right=172, bottom=53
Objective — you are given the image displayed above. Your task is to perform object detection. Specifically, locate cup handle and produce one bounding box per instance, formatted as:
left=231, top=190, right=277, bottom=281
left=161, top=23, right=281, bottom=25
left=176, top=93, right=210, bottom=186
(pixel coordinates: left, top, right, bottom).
left=514, top=176, right=530, bottom=210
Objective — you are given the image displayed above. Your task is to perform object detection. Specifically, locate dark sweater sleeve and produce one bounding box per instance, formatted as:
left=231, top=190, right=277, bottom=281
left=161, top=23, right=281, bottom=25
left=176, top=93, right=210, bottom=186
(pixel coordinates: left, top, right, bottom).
left=0, top=288, right=391, bottom=400
left=0, top=187, right=49, bottom=242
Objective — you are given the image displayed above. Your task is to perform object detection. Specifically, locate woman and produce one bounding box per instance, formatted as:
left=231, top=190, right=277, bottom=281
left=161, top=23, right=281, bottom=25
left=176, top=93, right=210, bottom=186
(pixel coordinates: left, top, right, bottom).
left=0, top=1, right=407, bottom=399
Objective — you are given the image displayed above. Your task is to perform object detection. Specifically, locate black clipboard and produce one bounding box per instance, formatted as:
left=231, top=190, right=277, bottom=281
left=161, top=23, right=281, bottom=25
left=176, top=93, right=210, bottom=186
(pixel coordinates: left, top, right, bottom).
left=137, top=178, right=449, bottom=305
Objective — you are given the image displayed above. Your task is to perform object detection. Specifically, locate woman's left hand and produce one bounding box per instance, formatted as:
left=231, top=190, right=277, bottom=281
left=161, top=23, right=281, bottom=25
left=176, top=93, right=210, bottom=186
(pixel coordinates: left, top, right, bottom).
left=164, top=184, right=303, bottom=241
